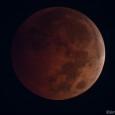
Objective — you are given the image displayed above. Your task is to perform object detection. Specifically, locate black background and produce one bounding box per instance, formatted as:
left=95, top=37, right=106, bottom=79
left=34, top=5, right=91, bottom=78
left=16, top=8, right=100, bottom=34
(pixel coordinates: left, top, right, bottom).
left=1, top=0, right=115, bottom=114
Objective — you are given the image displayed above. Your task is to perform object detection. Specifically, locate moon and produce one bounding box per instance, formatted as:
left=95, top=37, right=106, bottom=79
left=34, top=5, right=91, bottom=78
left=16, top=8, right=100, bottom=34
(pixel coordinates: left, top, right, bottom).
left=11, top=7, right=105, bottom=100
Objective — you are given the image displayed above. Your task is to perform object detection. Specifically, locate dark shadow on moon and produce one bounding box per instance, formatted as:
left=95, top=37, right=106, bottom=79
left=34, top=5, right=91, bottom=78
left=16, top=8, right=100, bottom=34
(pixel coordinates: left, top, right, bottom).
left=57, top=82, right=72, bottom=92
left=74, top=50, right=89, bottom=68
left=60, top=62, right=78, bottom=80
left=76, top=80, right=87, bottom=89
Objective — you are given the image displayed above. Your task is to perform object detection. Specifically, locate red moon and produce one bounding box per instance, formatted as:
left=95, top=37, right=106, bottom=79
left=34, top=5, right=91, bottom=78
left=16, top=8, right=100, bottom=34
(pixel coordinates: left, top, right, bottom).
left=11, top=7, right=105, bottom=100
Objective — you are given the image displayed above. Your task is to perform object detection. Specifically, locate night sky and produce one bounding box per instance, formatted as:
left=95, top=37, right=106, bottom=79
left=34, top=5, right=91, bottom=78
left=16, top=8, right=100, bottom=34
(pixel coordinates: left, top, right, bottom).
left=1, top=0, right=115, bottom=114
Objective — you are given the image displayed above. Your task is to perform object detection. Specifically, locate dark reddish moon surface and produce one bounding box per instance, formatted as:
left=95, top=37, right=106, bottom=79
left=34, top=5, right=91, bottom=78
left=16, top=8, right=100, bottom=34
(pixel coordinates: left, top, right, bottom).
left=11, top=7, right=105, bottom=100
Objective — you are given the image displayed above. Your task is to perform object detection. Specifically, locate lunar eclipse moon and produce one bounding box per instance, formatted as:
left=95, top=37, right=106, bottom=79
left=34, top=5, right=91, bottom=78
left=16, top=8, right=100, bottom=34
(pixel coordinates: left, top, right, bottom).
left=11, top=7, right=105, bottom=100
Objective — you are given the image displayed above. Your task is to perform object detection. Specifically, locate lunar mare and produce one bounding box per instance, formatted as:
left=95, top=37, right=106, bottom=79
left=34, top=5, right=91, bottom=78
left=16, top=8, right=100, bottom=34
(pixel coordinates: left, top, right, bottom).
left=11, top=7, right=105, bottom=100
